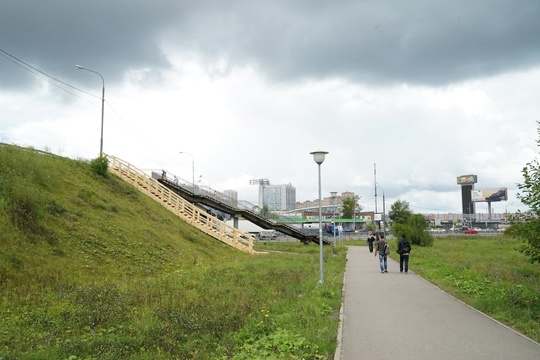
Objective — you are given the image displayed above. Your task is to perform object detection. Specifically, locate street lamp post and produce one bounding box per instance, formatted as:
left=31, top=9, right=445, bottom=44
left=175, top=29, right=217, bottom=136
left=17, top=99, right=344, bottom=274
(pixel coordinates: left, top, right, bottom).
left=331, top=192, right=337, bottom=255
left=376, top=183, right=386, bottom=234
left=311, top=150, right=328, bottom=286
left=353, top=195, right=361, bottom=239
left=179, top=152, right=195, bottom=192
left=75, top=65, right=105, bottom=156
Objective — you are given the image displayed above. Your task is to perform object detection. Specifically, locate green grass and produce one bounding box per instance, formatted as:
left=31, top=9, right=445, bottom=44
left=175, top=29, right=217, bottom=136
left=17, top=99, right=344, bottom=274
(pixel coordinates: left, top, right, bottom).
left=2, top=144, right=538, bottom=358
left=384, top=235, right=540, bottom=342
left=0, top=144, right=345, bottom=359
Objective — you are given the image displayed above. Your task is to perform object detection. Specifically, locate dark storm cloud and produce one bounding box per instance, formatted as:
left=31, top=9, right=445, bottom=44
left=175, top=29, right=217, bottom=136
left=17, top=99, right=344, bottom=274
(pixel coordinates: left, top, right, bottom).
left=1, top=0, right=540, bottom=90
left=0, top=0, right=185, bottom=88
left=176, top=0, right=540, bottom=85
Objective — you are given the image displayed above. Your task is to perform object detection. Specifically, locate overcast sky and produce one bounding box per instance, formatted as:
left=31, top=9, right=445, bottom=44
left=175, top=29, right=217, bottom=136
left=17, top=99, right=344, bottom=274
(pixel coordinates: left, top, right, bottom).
left=2, top=0, right=540, bottom=215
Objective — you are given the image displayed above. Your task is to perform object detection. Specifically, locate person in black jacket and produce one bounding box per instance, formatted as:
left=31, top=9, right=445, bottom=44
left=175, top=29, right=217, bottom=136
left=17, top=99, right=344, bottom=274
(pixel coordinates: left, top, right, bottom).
left=397, top=234, right=411, bottom=274
left=367, top=233, right=376, bottom=253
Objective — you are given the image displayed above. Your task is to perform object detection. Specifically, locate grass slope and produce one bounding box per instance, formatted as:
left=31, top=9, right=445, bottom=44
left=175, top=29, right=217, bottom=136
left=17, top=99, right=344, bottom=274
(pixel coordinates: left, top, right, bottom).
left=0, top=145, right=345, bottom=359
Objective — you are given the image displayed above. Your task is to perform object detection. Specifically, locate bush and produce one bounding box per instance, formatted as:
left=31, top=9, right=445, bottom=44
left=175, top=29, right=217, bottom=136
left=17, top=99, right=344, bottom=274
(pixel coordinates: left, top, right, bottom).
left=392, top=222, right=434, bottom=247
left=91, top=156, right=109, bottom=177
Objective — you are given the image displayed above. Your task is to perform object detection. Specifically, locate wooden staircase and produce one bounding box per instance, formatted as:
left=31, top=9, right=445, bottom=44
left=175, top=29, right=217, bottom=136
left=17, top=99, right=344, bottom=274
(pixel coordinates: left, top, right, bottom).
left=106, top=154, right=259, bottom=254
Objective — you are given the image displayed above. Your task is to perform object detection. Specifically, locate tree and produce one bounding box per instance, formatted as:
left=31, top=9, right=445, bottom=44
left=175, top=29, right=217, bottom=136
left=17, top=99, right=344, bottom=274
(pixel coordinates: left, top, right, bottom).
left=392, top=213, right=434, bottom=247
left=365, top=222, right=377, bottom=232
left=506, top=121, right=540, bottom=263
left=388, top=200, right=413, bottom=225
left=389, top=200, right=433, bottom=246
left=341, top=195, right=362, bottom=219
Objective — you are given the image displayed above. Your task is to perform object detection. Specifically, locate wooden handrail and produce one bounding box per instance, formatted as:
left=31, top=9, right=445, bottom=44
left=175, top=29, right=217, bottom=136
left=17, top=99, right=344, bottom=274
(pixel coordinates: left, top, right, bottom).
left=105, top=154, right=259, bottom=254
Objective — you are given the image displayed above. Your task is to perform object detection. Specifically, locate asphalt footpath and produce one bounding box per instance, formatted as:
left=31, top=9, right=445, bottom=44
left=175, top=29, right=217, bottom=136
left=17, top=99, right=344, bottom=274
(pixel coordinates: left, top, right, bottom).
left=335, top=246, right=540, bottom=360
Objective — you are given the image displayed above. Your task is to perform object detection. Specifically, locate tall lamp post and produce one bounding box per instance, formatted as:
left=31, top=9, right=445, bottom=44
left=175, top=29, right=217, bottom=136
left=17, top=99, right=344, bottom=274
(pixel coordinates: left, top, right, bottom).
left=75, top=65, right=105, bottom=156
left=354, top=195, right=362, bottom=235
left=311, top=150, right=328, bottom=286
left=179, top=151, right=195, bottom=191
left=331, top=191, right=337, bottom=255
left=376, top=183, right=386, bottom=234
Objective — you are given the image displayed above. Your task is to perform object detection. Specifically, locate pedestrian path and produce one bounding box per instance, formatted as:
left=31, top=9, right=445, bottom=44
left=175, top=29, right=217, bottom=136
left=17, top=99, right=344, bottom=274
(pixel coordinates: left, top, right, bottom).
left=335, top=246, right=540, bottom=360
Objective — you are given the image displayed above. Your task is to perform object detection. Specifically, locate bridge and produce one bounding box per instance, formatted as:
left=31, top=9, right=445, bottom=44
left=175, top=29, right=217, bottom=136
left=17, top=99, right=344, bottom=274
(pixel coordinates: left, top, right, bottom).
left=152, top=171, right=323, bottom=244
left=106, top=154, right=324, bottom=255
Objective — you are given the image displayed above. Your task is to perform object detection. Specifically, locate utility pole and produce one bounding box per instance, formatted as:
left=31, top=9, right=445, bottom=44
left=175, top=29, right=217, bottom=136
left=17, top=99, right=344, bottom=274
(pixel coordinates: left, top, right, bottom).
left=374, top=163, right=378, bottom=213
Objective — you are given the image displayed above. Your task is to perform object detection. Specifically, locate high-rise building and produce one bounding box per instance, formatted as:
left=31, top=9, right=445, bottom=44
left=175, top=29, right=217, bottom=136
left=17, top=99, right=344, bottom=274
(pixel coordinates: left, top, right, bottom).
left=223, top=189, right=238, bottom=201
left=263, top=184, right=296, bottom=211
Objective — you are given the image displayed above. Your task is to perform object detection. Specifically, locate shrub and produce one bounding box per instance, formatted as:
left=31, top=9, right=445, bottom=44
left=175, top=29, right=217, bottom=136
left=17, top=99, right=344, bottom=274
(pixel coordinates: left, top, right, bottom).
left=91, top=156, right=109, bottom=177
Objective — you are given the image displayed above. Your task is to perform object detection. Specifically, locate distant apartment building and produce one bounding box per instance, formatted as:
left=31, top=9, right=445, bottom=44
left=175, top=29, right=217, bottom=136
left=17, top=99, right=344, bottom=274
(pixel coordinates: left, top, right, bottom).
left=223, top=189, right=238, bottom=202
left=263, top=184, right=296, bottom=211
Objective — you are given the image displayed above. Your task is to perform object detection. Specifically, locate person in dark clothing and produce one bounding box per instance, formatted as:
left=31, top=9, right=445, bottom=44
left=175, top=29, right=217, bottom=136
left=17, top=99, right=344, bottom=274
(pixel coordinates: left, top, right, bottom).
left=397, top=234, right=411, bottom=274
left=367, top=233, right=376, bottom=253
left=374, top=234, right=388, bottom=273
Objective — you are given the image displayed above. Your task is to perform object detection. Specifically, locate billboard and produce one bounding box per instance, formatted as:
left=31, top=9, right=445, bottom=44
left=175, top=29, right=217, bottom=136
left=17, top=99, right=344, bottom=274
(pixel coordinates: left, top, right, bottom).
left=457, top=174, right=477, bottom=185
left=471, top=188, right=508, bottom=202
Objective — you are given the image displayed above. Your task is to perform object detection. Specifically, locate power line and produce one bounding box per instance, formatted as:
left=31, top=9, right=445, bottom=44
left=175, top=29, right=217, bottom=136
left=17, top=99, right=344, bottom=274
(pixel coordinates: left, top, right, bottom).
left=0, top=48, right=96, bottom=100
left=0, top=48, right=184, bottom=165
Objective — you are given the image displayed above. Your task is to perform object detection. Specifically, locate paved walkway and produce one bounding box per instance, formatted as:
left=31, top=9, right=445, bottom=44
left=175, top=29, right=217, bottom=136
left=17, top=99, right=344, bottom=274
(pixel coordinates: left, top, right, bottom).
left=335, top=246, right=540, bottom=360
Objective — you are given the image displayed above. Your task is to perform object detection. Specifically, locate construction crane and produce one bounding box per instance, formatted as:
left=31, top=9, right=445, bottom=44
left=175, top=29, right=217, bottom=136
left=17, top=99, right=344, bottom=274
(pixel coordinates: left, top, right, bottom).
left=250, top=179, right=270, bottom=209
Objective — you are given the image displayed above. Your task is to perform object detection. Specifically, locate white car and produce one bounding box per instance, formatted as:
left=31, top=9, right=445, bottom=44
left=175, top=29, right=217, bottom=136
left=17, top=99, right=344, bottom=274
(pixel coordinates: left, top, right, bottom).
left=258, top=230, right=278, bottom=240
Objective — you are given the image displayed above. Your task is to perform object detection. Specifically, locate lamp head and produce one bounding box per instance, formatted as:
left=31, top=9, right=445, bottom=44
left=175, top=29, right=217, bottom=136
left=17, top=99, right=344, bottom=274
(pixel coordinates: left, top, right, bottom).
left=331, top=191, right=337, bottom=198
left=75, top=65, right=84, bottom=70
left=310, top=150, right=328, bottom=165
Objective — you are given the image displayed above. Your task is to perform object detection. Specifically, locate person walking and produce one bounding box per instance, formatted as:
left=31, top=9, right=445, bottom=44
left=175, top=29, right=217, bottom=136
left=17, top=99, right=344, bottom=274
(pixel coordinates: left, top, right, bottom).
left=367, top=232, right=376, bottom=253
left=374, top=234, right=388, bottom=273
left=397, top=234, right=411, bottom=274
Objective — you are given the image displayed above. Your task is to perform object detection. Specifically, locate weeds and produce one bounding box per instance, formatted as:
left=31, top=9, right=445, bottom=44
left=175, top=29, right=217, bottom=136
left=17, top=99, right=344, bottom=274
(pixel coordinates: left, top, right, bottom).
left=0, top=145, right=345, bottom=358
left=6, top=145, right=537, bottom=357
left=404, top=236, right=540, bottom=341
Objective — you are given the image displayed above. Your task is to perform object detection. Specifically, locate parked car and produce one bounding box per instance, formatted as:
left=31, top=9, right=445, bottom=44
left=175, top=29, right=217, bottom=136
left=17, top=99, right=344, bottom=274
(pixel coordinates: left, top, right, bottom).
left=258, top=230, right=278, bottom=240
left=464, top=228, right=478, bottom=234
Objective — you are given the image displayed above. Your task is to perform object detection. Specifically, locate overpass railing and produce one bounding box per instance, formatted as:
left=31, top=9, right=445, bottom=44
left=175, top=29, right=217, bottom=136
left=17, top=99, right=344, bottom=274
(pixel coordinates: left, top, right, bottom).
left=106, top=154, right=259, bottom=254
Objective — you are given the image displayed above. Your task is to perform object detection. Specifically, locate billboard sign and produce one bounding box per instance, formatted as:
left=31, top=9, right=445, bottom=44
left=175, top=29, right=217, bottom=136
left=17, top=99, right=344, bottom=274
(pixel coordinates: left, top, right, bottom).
left=457, top=174, right=477, bottom=185
left=471, top=188, right=508, bottom=202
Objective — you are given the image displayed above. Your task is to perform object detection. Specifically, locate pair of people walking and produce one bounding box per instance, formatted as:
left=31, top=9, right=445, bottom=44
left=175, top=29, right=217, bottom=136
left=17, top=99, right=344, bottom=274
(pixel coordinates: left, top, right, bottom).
left=374, top=234, right=411, bottom=274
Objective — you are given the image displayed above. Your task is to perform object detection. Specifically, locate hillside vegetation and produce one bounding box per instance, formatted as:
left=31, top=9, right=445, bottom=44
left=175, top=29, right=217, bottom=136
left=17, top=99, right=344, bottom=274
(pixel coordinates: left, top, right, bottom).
left=385, top=235, right=540, bottom=342
left=0, top=145, right=345, bottom=359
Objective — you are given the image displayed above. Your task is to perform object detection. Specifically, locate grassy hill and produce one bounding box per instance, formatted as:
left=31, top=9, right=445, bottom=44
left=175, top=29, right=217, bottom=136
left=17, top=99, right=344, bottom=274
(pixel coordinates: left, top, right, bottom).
left=0, top=145, right=345, bottom=359
left=0, top=145, right=242, bottom=284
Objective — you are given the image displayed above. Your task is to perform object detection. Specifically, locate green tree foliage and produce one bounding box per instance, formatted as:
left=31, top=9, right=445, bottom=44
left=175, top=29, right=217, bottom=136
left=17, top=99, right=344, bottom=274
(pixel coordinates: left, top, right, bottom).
left=392, top=213, right=434, bottom=247
left=506, top=121, right=540, bottom=263
left=388, top=200, right=413, bottom=225
left=389, top=199, right=434, bottom=246
left=341, top=195, right=362, bottom=218
left=365, top=223, right=377, bottom=232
